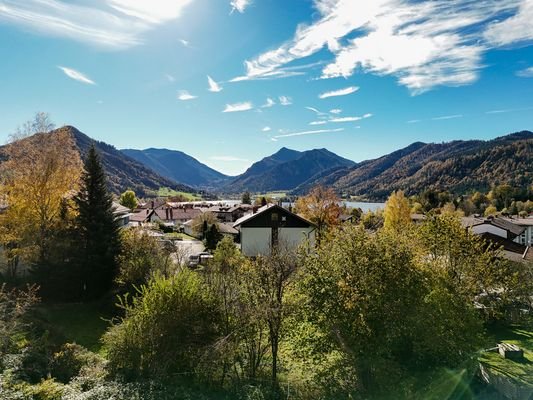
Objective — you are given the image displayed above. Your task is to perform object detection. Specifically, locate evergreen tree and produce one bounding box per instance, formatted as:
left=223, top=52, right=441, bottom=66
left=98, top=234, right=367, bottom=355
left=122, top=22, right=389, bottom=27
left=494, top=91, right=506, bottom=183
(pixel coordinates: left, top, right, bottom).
left=241, top=191, right=251, bottom=205
left=205, top=223, right=222, bottom=250
left=75, top=145, right=120, bottom=300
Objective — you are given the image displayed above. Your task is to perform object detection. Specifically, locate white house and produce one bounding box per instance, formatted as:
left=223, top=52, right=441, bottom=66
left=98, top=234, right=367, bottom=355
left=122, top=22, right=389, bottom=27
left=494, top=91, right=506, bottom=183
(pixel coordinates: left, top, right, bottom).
left=233, top=204, right=316, bottom=257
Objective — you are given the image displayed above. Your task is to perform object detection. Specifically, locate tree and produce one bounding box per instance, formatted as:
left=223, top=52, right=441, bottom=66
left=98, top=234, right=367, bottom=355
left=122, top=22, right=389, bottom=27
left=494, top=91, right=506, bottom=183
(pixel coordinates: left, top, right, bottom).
left=74, top=145, right=121, bottom=300
left=12, top=111, right=55, bottom=140
left=484, top=205, right=498, bottom=217
left=299, top=224, right=483, bottom=396
left=294, top=186, right=341, bottom=240
left=119, top=190, right=138, bottom=210
left=241, top=191, right=251, bottom=205
left=191, top=212, right=218, bottom=238
left=205, top=223, right=222, bottom=251
left=383, top=190, right=411, bottom=231
left=0, top=121, right=82, bottom=272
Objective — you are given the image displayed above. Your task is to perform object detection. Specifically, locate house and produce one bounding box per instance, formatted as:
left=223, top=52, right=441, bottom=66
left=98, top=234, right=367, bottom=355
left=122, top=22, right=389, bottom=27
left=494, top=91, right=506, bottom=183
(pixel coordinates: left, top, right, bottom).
left=154, top=207, right=202, bottom=225
left=462, top=216, right=525, bottom=241
left=233, top=204, right=316, bottom=257
left=112, top=202, right=131, bottom=228
left=502, top=217, right=533, bottom=246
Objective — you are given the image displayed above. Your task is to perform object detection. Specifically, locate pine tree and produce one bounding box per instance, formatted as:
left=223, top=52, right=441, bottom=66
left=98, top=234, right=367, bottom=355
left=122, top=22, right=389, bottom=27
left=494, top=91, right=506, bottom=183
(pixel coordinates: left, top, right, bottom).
left=75, top=145, right=120, bottom=300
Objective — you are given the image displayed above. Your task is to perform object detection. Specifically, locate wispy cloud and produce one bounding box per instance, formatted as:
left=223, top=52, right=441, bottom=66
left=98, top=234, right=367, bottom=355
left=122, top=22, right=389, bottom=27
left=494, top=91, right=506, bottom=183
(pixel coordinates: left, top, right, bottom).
left=431, top=114, right=463, bottom=121
left=485, top=106, right=533, bottom=114
left=319, top=86, right=359, bottom=99
left=179, top=38, right=190, bottom=47
left=230, top=0, right=252, bottom=14
left=309, top=120, right=328, bottom=125
left=238, top=0, right=528, bottom=93
left=305, top=106, right=327, bottom=116
left=177, top=90, right=197, bottom=100
left=165, top=74, right=176, bottom=83
left=0, top=0, right=193, bottom=49
left=279, top=96, right=292, bottom=105
left=516, top=66, right=533, bottom=78
left=223, top=102, right=253, bottom=112
left=330, top=114, right=372, bottom=123
left=407, top=119, right=421, bottom=123
left=262, top=98, right=276, bottom=108
left=273, top=127, right=345, bottom=139
left=210, top=155, right=249, bottom=162
left=58, top=66, right=95, bottom=85
left=330, top=108, right=342, bottom=114
left=262, top=126, right=272, bottom=132
left=207, top=75, right=223, bottom=92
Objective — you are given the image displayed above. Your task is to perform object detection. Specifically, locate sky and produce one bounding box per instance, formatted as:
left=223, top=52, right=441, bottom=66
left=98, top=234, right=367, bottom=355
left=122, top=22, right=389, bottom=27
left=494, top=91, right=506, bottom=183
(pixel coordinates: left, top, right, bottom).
left=0, top=0, right=532, bottom=176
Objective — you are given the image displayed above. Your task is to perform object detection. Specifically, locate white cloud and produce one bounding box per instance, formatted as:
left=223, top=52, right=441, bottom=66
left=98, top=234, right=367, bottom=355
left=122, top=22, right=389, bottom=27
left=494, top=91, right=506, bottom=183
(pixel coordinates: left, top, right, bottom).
left=319, top=86, right=359, bottom=99
left=165, top=74, right=176, bottom=82
left=305, top=106, right=327, bottom=116
left=223, top=102, right=253, bottom=112
left=262, top=126, right=272, bottom=132
left=179, top=39, right=190, bottom=47
left=237, top=0, right=528, bottom=93
left=484, top=0, right=533, bottom=46
left=273, top=127, right=345, bottom=139
left=310, top=120, right=328, bottom=125
left=279, top=96, right=292, bottom=105
left=58, top=66, right=95, bottom=85
left=177, top=90, right=197, bottom=100
left=230, top=0, right=252, bottom=14
left=0, top=0, right=193, bottom=48
left=330, top=114, right=371, bottom=123
left=432, top=114, right=463, bottom=120
left=207, top=75, right=223, bottom=92
left=330, top=108, right=342, bottom=114
left=262, top=98, right=276, bottom=108
left=516, top=66, right=533, bottom=77
left=210, top=156, right=249, bottom=162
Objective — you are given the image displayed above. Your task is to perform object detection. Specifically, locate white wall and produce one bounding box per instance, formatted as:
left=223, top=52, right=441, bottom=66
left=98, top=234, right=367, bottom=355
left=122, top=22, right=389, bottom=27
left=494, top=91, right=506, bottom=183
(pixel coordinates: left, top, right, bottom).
left=471, top=224, right=508, bottom=238
left=240, top=227, right=316, bottom=256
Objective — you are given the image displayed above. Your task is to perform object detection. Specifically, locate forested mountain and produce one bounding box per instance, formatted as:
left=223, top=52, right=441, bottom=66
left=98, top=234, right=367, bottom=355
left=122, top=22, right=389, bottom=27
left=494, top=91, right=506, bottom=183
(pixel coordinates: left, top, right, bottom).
left=68, top=127, right=197, bottom=195
left=294, top=130, right=533, bottom=200
left=121, top=148, right=229, bottom=188
left=222, top=148, right=356, bottom=193
left=0, top=126, right=195, bottom=196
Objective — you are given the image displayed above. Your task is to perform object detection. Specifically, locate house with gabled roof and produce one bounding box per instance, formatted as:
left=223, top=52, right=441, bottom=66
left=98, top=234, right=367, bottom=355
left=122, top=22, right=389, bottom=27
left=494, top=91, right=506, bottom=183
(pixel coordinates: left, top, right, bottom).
left=233, top=204, right=316, bottom=257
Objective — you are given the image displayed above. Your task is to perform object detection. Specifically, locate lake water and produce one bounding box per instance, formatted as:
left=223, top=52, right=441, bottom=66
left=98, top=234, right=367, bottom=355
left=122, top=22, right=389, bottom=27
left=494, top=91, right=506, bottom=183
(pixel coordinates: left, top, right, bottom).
left=181, top=200, right=385, bottom=213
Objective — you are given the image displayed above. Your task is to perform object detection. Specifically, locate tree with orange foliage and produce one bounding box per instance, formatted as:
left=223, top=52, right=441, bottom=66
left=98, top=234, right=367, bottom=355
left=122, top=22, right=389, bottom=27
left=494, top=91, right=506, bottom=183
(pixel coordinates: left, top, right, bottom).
left=294, top=186, right=342, bottom=240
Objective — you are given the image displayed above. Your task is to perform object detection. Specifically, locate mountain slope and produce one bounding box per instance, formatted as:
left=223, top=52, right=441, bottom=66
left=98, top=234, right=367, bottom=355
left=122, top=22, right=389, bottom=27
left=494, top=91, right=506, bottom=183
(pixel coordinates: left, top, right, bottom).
left=58, top=126, right=194, bottom=196
left=121, top=148, right=229, bottom=188
left=304, top=131, right=533, bottom=200
left=224, top=148, right=355, bottom=193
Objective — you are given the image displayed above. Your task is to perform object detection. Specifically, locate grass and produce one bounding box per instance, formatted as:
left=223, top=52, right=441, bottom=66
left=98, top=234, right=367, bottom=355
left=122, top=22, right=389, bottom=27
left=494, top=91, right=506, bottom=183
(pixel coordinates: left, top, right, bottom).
left=156, top=187, right=202, bottom=200
left=479, top=324, right=533, bottom=386
left=165, top=232, right=198, bottom=240
left=36, top=302, right=111, bottom=355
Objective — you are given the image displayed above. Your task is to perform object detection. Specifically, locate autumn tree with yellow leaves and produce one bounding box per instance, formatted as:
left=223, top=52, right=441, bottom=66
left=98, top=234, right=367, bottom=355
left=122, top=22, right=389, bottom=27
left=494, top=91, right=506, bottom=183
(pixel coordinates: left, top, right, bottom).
left=0, top=114, right=82, bottom=272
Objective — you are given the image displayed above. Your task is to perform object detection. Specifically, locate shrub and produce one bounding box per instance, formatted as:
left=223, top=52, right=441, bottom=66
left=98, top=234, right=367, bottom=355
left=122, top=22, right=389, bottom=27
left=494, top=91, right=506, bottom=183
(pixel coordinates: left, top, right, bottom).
left=50, top=343, right=102, bottom=383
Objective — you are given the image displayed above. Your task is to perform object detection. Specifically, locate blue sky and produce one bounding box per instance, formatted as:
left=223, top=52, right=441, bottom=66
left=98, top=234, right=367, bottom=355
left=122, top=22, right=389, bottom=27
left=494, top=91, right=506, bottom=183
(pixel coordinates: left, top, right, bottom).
left=0, top=0, right=532, bottom=175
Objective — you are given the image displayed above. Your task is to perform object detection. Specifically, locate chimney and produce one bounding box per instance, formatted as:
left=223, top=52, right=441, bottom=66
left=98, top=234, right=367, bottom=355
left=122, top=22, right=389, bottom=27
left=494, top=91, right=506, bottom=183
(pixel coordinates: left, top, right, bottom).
left=170, top=208, right=174, bottom=220
left=151, top=200, right=154, bottom=209
left=165, top=208, right=169, bottom=220
left=253, top=206, right=258, bottom=214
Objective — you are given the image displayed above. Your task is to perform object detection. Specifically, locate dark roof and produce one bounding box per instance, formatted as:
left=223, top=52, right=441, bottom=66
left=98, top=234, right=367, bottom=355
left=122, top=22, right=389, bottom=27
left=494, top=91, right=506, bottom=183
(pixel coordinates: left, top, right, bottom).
left=463, top=216, right=525, bottom=236
left=233, top=203, right=315, bottom=228
left=480, top=232, right=527, bottom=255
left=130, top=210, right=154, bottom=223
left=219, top=223, right=239, bottom=235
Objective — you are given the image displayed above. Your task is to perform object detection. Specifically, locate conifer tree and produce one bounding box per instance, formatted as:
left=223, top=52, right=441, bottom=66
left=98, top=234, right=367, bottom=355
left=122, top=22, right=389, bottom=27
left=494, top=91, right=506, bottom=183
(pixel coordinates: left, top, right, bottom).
left=75, top=145, right=120, bottom=299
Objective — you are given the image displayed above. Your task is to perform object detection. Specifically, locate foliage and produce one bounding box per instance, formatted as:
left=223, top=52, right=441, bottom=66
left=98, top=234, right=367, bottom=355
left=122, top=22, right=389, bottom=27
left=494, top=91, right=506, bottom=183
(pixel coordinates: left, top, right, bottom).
left=75, top=145, right=121, bottom=300
left=360, top=209, right=384, bottom=230
left=294, top=186, right=341, bottom=240
left=299, top=224, right=485, bottom=396
left=50, top=343, right=102, bottom=383
left=116, top=229, right=174, bottom=291
left=383, top=190, right=412, bottom=231
left=241, top=192, right=251, bottom=205
left=191, top=212, right=219, bottom=238
left=0, top=118, right=82, bottom=272
left=103, top=271, right=221, bottom=380
left=205, top=224, right=222, bottom=251
left=119, top=190, right=138, bottom=210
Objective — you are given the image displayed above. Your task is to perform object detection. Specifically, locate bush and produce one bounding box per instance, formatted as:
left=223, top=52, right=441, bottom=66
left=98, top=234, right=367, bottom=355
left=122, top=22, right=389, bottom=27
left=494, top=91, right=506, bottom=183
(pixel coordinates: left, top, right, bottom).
left=103, top=271, right=222, bottom=380
left=50, top=343, right=102, bottom=383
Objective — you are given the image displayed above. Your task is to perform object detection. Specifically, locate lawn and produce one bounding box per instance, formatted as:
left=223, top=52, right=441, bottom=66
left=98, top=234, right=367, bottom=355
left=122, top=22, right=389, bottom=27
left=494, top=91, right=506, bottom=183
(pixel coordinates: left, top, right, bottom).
left=36, top=302, right=111, bottom=355
left=165, top=232, right=198, bottom=240
left=479, top=325, right=533, bottom=386
left=156, top=187, right=202, bottom=200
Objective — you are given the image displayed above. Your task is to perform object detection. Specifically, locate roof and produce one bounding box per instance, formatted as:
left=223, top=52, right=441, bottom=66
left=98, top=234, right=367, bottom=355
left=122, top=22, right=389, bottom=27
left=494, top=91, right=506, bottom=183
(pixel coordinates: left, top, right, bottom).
left=219, top=222, right=239, bottom=235
left=233, top=203, right=315, bottom=228
left=479, top=233, right=533, bottom=262
left=112, top=202, right=131, bottom=215
left=502, top=217, right=533, bottom=227
left=129, top=210, right=153, bottom=223
left=154, top=208, right=202, bottom=221
left=462, top=216, right=525, bottom=236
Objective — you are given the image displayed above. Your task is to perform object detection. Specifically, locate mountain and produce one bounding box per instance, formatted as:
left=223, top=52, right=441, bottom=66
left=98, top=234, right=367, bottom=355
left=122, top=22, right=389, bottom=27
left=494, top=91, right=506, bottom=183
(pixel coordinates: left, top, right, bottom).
left=121, top=148, right=229, bottom=188
left=223, top=148, right=355, bottom=193
left=294, top=130, right=533, bottom=200
left=3, top=126, right=195, bottom=196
